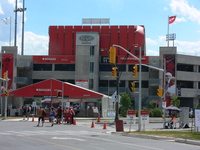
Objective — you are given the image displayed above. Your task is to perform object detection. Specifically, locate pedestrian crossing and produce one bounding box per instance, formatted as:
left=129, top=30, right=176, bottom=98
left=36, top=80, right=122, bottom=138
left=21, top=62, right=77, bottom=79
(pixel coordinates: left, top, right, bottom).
left=0, top=129, right=108, bottom=136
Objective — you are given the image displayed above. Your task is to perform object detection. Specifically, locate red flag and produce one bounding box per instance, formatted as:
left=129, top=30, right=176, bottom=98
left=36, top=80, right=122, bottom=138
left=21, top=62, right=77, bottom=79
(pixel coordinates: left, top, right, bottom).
left=135, top=25, right=144, bottom=47
left=168, top=16, right=176, bottom=24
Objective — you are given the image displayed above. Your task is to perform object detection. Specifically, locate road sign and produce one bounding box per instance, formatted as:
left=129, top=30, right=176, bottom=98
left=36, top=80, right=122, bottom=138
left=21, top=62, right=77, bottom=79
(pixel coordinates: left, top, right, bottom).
left=140, top=111, right=149, bottom=124
left=127, top=110, right=136, bottom=124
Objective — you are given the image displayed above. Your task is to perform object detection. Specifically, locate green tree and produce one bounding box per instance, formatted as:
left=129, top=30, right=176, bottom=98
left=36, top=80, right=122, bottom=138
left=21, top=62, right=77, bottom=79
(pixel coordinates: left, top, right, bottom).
left=149, top=100, right=156, bottom=109
left=119, top=93, right=132, bottom=117
left=170, top=95, right=180, bottom=107
left=119, top=93, right=132, bottom=107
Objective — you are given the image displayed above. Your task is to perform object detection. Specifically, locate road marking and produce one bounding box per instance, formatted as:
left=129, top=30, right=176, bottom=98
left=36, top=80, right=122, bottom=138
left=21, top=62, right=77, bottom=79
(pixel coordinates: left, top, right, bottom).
left=18, top=135, right=81, bottom=150
left=52, top=137, right=86, bottom=141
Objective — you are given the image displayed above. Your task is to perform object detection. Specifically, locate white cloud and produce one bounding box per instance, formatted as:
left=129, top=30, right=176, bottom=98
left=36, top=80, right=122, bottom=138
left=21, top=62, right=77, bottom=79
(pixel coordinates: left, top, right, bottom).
left=175, top=17, right=187, bottom=22
left=146, top=38, right=157, bottom=45
left=170, top=0, right=200, bottom=24
left=21, top=31, right=49, bottom=55
left=0, top=4, right=4, bottom=14
left=146, top=49, right=159, bottom=56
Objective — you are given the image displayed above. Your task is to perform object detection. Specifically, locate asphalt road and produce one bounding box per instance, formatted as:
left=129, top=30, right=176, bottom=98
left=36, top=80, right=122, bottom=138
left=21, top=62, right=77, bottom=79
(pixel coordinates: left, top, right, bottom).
left=0, top=119, right=199, bottom=150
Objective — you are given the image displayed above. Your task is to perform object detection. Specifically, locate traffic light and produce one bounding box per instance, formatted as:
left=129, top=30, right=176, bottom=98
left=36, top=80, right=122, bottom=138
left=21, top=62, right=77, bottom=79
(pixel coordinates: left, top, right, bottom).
left=57, top=91, right=61, bottom=97
left=112, top=67, right=117, bottom=78
left=133, top=65, right=138, bottom=78
left=157, top=89, right=163, bottom=97
left=131, top=82, right=135, bottom=92
left=3, top=72, right=7, bottom=79
left=5, top=91, right=9, bottom=96
left=109, top=46, right=116, bottom=63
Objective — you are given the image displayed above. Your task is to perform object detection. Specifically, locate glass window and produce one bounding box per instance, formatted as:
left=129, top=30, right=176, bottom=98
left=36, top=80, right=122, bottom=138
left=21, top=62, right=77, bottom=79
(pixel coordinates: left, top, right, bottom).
left=33, top=64, right=52, bottom=71
left=90, top=62, right=94, bottom=72
left=99, top=64, right=112, bottom=71
left=90, top=46, right=95, bottom=56
left=55, top=64, right=75, bottom=71
left=177, top=80, right=193, bottom=88
left=177, top=64, right=193, bottom=72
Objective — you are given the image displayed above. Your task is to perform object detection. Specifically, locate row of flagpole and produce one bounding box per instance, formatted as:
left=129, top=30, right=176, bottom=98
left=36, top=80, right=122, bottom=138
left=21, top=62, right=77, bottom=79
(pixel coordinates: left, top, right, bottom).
left=1, top=0, right=26, bottom=55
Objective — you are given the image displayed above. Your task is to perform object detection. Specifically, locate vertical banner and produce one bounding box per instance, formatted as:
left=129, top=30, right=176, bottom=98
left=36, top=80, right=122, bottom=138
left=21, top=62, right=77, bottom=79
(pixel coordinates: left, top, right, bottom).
left=163, top=54, right=176, bottom=107
left=2, top=53, right=14, bottom=90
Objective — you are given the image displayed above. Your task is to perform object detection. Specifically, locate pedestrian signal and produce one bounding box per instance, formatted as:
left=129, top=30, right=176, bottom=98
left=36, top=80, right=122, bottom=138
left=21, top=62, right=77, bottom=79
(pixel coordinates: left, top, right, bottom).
left=112, top=67, right=117, bottom=78
left=157, top=89, right=163, bottom=97
left=133, top=65, right=138, bottom=78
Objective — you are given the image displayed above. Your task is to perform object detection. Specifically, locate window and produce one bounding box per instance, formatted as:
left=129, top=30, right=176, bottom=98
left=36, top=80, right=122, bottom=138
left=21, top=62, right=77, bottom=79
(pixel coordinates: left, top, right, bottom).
left=177, top=81, right=193, bottom=88
left=55, top=64, right=75, bottom=71
left=99, top=64, right=112, bottom=71
left=33, top=64, right=52, bottom=71
left=177, top=64, right=193, bottom=72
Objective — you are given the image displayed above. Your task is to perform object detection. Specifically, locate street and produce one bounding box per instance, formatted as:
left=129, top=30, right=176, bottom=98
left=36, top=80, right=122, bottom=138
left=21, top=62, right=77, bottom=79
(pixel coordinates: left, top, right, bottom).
left=0, top=119, right=199, bottom=150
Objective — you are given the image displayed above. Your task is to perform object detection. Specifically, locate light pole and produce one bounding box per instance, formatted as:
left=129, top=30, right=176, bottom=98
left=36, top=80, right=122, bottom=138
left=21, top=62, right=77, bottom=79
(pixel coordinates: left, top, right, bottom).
left=112, top=44, right=141, bottom=125
left=112, top=44, right=164, bottom=131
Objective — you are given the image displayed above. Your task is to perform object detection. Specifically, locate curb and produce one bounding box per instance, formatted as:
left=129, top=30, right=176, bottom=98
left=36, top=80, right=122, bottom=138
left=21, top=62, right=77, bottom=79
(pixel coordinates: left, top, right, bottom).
left=111, top=132, right=200, bottom=146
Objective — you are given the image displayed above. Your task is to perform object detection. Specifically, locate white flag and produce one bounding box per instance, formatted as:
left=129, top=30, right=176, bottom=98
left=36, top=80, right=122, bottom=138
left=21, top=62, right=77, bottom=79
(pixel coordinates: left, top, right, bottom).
left=2, top=17, right=10, bottom=24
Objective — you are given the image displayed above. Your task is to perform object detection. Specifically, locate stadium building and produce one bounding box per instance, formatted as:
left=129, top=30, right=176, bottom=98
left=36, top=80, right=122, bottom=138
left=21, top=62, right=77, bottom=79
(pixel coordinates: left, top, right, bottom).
left=0, top=23, right=199, bottom=117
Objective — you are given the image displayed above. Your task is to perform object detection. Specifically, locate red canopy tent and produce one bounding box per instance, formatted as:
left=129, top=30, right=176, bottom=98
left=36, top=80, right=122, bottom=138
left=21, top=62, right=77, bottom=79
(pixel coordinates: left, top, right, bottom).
left=7, top=78, right=104, bottom=98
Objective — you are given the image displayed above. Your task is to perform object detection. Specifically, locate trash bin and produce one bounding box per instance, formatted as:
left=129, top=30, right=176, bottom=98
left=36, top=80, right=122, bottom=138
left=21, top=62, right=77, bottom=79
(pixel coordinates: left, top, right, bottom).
left=115, top=120, right=124, bottom=132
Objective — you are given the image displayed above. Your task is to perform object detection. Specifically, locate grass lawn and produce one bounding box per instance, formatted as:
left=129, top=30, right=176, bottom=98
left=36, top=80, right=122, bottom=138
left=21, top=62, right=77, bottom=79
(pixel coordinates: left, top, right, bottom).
left=127, top=131, right=200, bottom=141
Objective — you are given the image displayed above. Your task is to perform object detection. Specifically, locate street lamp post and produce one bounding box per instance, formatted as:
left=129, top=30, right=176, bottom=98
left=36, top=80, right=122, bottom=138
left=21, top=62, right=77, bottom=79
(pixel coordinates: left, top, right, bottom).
left=138, top=46, right=142, bottom=131
left=112, top=44, right=164, bottom=131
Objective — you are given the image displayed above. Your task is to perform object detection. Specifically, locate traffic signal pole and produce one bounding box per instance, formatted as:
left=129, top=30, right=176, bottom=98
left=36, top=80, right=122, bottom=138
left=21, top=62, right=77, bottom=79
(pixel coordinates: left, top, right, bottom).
left=4, top=71, right=8, bottom=119
left=115, top=72, right=120, bottom=121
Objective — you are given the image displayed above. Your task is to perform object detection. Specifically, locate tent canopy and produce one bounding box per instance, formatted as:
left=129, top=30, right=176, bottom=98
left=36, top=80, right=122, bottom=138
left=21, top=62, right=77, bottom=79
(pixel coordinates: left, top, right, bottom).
left=7, top=78, right=106, bottom=99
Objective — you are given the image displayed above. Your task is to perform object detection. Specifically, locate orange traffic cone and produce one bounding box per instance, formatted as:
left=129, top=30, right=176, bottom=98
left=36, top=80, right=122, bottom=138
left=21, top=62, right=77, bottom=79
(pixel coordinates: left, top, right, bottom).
left=32, top=115, right=34, bottom=122
left=91, top=121, right=95, bottom=128
left=73, top=119, right=76, bottom=125
left=103, top=121, right=107, bottom=129
left=97, top=115, right=100, bottom=122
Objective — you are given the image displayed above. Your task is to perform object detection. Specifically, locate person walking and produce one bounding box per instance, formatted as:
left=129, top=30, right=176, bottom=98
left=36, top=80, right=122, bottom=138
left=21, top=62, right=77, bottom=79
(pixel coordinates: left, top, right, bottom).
left=37, top=107, right=46, bottom=127
left=49, top=107, right=55, bottom=127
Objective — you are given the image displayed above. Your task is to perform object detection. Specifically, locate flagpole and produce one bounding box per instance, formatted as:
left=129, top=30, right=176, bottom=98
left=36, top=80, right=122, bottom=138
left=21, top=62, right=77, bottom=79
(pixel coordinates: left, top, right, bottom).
left=167, top=16, right=169, bottom=47
left=9, top=17, right=11, bottom=46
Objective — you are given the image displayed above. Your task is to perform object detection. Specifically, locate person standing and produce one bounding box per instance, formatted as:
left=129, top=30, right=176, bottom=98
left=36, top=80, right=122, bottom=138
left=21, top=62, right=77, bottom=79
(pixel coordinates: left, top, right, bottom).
left=26, top=105, right=31, bottom=121
left=69, top=107, right=75, bottom=124
left=22, top=106, right=27, bottom=120
left=56, top=106, right=62, bottom=124
left=37, top=107, right=46, bottom=127
left=49, top=107, right=55, bottom=127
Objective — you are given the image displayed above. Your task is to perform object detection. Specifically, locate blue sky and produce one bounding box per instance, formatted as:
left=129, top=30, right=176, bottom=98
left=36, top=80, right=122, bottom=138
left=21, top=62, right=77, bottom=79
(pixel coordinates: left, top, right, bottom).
left=0, top=0, right=200, bottom=56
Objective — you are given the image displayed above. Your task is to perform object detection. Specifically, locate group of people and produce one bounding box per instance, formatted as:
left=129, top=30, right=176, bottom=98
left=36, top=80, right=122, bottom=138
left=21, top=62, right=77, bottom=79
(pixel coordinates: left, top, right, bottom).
left=36, top=106, right=75, bottom=127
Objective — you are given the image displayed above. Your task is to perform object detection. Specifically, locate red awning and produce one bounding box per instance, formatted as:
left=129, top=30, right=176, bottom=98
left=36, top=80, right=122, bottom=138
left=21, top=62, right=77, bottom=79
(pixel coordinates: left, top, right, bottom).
left=7, top=79, right=104, bottom=98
